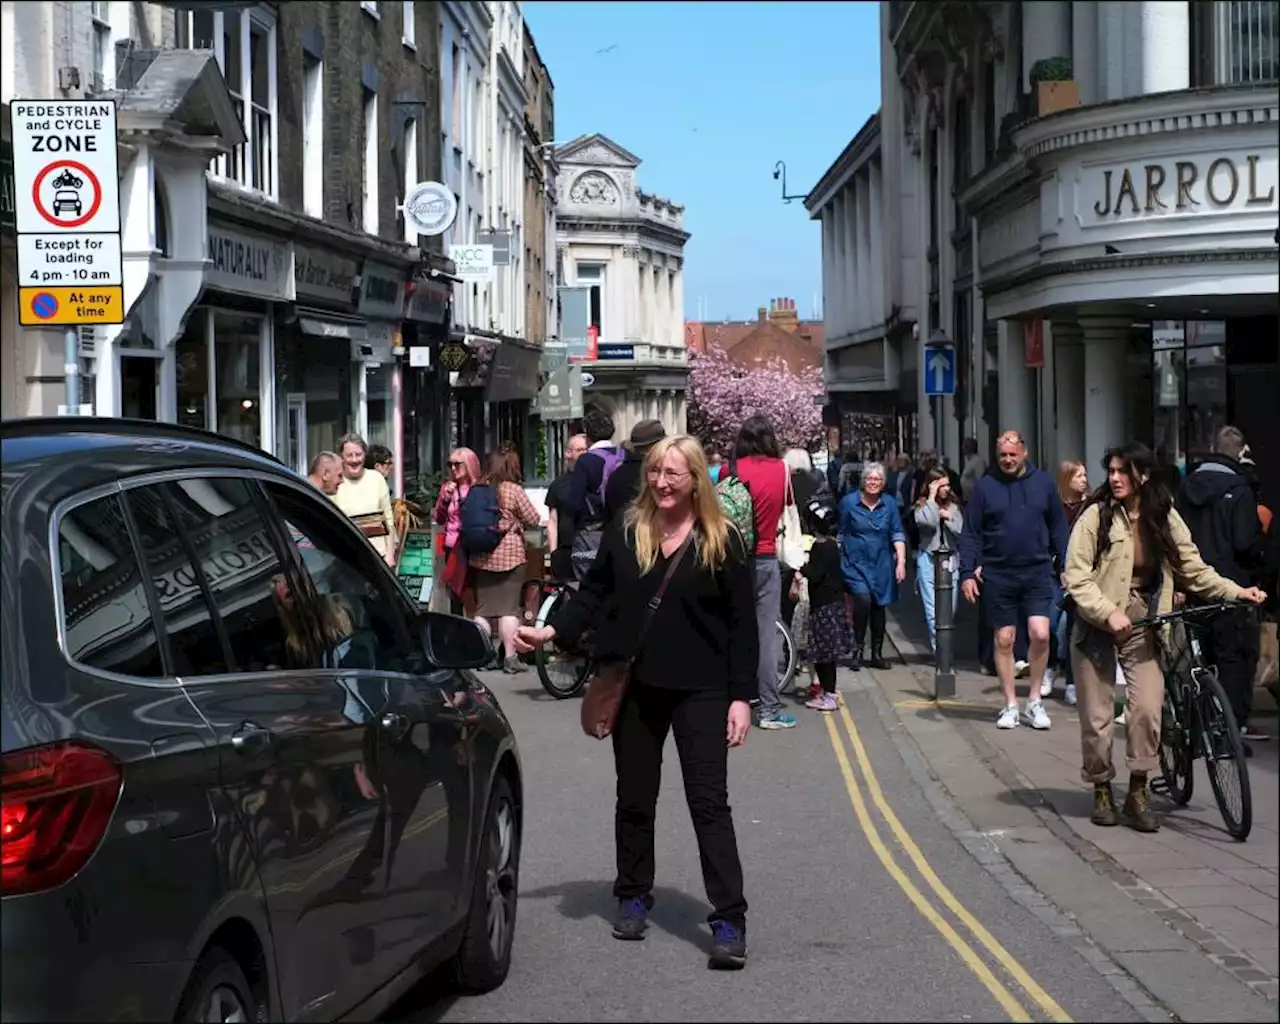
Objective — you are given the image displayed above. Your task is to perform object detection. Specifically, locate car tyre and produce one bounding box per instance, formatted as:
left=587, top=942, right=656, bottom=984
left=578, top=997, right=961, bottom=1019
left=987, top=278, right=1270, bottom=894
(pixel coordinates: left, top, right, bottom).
left=453, top=775, right=519, bottom=994
left=175, top=946, right=265, bottom=1023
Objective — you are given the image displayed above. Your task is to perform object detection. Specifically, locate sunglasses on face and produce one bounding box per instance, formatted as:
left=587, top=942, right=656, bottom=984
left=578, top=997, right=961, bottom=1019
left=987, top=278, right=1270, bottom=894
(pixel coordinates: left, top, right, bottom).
left=449, top=461, right=465, bottom=469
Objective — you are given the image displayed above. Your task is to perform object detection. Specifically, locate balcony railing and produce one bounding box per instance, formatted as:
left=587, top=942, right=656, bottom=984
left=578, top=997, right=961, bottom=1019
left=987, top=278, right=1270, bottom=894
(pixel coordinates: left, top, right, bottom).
left=1197, top=0, right=1279, bottom=84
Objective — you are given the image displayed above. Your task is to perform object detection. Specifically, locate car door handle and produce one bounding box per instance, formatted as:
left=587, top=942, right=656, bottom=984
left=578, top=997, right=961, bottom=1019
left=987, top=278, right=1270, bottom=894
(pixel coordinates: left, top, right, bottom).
left=230, top=722, right=272, bottom=756
left=380, top=712, right=411, bottom=739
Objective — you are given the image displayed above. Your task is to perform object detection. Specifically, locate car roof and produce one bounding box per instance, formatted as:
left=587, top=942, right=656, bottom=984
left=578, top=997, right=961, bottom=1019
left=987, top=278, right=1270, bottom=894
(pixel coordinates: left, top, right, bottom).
left=1, top=417, right=292, bottom=507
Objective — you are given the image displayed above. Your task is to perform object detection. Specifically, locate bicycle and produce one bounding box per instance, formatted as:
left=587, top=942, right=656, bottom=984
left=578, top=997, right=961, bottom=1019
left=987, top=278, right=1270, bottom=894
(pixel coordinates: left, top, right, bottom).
left=526, top=578, right=798, bottom=701
left=1130, top=601, right=1253, bottom=841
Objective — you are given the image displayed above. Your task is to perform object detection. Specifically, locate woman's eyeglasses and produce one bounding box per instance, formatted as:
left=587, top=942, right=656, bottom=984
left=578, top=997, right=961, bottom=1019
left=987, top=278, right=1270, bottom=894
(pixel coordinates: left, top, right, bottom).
left=448, top=461, right=464, bottom=469
left=646, top=469, right=691, bottom=484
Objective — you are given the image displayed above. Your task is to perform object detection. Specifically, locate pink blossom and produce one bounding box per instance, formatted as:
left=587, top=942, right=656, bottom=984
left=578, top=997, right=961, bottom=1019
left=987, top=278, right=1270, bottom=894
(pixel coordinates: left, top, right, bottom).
left=686, top=345, right=824, bottom=455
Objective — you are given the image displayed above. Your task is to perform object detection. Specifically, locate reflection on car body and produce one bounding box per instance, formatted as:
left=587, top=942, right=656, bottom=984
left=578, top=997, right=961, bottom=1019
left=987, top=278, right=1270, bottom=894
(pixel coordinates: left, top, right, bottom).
left=1, top=417, right=521, bottom=1023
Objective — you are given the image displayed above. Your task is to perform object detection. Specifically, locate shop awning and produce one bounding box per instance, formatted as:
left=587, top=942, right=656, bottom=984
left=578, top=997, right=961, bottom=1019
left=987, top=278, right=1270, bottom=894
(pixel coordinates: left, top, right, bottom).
left=295, top=308, right=368, bottom=342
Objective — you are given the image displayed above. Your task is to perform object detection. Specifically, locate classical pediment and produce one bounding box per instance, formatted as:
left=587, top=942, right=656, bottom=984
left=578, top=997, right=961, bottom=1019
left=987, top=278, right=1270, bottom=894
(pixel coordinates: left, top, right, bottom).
left=554, top=133, right=641, bottom=169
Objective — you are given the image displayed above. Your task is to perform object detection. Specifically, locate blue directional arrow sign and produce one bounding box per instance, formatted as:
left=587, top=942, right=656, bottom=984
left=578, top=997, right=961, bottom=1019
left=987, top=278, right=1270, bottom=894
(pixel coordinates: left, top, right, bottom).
left=924, top=344, right=956, bottom=397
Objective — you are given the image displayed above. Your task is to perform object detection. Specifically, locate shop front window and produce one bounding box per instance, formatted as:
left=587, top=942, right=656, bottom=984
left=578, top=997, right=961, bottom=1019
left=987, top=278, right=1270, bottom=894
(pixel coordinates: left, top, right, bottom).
left=1185, top=321, right=1227, bottom=465
left=1152, top=321, right=1186, bottom=465
left=176, top=317, right=209, bottom=431
left=366, top=363, right=394, bottom=451
left=214, top=312, right=262, bottom=447
left=276, top=332, right=354, bottom=474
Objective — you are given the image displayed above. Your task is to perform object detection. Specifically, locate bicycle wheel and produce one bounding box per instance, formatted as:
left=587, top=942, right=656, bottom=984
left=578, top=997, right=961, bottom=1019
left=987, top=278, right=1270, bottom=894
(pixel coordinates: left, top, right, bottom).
left=1157, top=685, right=1194, bottom=806
left=1196, top=670, right=1252, bottom=841
left=775, top=619, right=798, bottom=695
left=534, top=591, right=591, bottom=700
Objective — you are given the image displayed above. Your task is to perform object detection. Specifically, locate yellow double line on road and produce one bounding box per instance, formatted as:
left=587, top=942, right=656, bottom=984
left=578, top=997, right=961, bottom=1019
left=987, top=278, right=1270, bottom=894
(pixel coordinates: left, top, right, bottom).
left=824, top=703, right=1073, bottom=1023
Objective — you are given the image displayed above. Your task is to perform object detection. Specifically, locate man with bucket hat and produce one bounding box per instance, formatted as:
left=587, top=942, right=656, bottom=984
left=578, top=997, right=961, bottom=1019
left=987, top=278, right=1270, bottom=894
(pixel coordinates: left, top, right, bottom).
left=605, top=419, right=668, bottom=524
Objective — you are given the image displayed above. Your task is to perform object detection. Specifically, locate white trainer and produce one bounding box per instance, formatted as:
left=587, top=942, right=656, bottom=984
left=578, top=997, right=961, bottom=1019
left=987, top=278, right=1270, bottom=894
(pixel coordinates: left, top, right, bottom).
left=997, top=703, right=1020, bottom=729
left=1040, top=668, right=1055, bottom=698
left=1015, top=660, right=1031, bottom=679
left=1064, top=682, right=1077, bottom=706
left=1022, top=700, right=1051, bottom=730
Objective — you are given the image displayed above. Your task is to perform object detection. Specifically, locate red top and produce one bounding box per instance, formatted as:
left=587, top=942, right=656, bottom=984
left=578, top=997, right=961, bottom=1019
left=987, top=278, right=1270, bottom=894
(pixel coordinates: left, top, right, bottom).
left=735, top=456, right=789, bottom=557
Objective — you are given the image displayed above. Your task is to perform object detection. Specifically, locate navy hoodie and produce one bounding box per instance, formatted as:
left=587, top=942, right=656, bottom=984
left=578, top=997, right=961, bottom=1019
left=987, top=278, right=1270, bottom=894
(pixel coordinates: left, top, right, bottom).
left=959, top=463, right=1068, bottom=582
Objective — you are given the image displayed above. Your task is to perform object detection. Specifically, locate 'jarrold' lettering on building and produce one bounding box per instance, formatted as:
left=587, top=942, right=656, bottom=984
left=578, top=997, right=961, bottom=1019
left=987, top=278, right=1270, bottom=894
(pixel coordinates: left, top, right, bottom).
left=1093, top=153, right=1277, bottom=218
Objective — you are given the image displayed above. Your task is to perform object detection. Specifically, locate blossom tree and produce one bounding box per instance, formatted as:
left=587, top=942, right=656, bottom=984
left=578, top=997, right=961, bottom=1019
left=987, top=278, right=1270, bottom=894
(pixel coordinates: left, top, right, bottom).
left=686, top=345, right=825, bottom=455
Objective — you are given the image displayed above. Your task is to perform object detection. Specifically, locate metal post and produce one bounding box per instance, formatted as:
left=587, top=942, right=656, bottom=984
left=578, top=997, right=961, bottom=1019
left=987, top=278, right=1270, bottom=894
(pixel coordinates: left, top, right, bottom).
left=63, top=327, right=80, bottom=414
left=934, top=543, right=956, bottom=700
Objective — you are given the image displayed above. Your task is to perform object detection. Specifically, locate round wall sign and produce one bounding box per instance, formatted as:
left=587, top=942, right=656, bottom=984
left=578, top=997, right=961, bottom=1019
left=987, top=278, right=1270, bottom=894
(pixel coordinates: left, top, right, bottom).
left=403, top=181, right=458, bottom=237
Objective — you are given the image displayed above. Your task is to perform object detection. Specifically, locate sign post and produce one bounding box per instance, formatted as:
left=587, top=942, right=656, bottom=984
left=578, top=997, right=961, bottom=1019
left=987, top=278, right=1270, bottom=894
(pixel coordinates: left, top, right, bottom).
left=10, top=99, right=123, bottom=415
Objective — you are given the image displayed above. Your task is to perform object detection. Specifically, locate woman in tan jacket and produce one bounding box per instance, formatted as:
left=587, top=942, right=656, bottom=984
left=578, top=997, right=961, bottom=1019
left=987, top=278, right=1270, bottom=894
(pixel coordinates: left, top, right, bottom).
left=1064, top=442, right=1266, bottom=833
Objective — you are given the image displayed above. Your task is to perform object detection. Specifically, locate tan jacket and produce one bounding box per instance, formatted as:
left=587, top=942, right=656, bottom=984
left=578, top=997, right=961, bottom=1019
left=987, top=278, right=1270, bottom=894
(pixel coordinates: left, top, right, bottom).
left=1064, top=501, right=1243, bottom=629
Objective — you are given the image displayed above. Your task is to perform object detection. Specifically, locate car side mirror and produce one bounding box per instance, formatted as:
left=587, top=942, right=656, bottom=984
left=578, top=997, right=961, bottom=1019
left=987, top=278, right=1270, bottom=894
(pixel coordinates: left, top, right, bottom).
left=422, top=612, right=493, bottom=670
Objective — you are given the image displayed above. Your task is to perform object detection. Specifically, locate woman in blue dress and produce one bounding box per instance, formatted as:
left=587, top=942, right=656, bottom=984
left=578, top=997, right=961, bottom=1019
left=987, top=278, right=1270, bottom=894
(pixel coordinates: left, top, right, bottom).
left=839, top=461, right=907, bottom=670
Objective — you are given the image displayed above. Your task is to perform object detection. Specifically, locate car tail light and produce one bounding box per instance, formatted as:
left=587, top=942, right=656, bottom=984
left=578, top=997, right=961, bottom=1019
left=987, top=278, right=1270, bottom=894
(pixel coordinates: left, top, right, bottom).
left=1, top=742, right=122, bottom=896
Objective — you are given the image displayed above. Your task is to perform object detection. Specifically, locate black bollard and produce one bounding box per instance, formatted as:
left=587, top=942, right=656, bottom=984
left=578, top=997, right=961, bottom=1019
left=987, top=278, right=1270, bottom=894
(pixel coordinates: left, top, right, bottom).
left=934, top=544, right=956, bottom=700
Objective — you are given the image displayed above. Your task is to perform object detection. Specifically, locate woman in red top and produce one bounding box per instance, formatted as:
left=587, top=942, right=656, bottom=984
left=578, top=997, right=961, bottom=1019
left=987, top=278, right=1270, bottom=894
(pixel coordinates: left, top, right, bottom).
left=732, top=416, right=797, bottom=730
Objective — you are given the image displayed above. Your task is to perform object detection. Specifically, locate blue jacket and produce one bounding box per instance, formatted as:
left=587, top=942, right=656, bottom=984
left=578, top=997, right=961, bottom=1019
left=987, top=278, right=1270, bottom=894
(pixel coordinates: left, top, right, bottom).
left=958, top=464, right=1068, bottom=582
left=839, top=491, right=906, bottom=605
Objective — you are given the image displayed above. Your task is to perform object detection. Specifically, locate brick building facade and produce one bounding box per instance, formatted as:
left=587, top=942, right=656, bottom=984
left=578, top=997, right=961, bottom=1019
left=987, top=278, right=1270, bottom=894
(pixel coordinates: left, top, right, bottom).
left=521, top=23, right=555, bottom=350
left=685, top=297, right=825, bottom=375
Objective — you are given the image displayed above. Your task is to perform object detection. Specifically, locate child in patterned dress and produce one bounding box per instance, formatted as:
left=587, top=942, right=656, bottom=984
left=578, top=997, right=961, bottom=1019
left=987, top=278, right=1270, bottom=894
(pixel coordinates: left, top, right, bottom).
left=792, top=500, right=853, bottom=712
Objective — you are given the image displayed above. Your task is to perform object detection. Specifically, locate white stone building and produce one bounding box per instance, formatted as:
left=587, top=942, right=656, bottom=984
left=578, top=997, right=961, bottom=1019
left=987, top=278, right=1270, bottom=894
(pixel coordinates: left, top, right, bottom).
left=1, top=0, right=242, bottom=422
left=809, top=0, right=1279, bottom=508
left=553, top=133, right=690, bottom=440
left=441, top=0, right=494, bottom=333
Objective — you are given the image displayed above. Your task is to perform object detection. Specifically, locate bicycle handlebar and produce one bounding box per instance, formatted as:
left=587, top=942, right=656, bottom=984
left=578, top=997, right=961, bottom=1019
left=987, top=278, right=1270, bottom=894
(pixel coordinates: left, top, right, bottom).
left=1128, top=600, right=1254, bottom=630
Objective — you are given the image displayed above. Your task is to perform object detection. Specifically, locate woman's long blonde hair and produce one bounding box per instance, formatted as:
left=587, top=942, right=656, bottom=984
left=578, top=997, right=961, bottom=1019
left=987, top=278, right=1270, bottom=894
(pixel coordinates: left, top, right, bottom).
left=625, top=434, right=732, bottom=575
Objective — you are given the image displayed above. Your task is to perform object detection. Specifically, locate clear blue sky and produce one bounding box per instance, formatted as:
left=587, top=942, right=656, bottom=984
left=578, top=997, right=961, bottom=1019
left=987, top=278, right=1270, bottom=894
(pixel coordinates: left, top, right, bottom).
left=523, top=0, right=882, bottom=323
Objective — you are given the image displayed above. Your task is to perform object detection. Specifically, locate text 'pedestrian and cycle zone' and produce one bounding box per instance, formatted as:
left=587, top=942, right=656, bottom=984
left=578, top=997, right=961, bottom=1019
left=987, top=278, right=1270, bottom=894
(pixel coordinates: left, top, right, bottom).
left=10, top=99, right=124, bottom=325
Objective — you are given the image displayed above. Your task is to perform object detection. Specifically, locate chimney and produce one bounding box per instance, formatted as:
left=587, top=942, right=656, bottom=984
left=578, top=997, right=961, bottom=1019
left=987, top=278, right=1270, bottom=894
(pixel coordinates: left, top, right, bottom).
left=768, top=296, right=800, bottom=331
left=757, top=306, right=767, bottom=323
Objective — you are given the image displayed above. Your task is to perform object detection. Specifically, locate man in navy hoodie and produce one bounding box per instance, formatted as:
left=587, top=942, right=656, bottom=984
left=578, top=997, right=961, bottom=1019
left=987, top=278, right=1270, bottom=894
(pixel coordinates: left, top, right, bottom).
left=960, top=431, right=1069, bottom=732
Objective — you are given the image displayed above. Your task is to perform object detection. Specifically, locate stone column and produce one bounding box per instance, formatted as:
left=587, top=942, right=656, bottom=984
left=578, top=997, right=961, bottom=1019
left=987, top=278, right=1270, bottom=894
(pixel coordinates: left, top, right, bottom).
left=1080, top=314, right=1130, bottom=466
left=1130, top=0, right=1190, bottom=95
left=1051, top=322, right=1086, bottom=467
left=855, top=173, right=871, bottom=331
left=1022, top=0, right=1072, bottom=90
left=670, top=262, right=685, bottom=354
left=842, top=187, right=858, bottom=332
left=997, top=318, right=1038, bottom=456
left=868, top=161, right=885, bottom=324
left=1072, top=0, right=1099, bottom=106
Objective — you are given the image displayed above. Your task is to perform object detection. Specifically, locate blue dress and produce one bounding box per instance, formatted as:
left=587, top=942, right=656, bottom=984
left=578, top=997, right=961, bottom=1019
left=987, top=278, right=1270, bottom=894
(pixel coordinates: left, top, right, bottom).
left=839, top=490, right=906, bottom=606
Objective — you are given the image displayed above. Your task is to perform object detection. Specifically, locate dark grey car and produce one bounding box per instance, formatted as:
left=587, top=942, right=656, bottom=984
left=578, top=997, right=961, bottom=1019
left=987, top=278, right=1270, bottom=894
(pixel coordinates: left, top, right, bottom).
left=0, top=419, right=523, bottom=1022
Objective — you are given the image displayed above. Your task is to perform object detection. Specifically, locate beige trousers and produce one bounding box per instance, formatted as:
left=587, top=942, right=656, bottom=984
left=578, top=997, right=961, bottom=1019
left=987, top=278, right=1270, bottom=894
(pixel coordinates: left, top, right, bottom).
left=1072, top=591, right=1165, bottom=784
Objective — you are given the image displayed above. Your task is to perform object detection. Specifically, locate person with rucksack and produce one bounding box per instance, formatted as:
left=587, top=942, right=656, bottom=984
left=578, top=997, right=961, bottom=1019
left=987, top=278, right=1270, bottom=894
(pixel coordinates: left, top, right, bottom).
left=434, top=447, right=482, bottom=614
left=461, top=446, right=541, bottom=672
left=730, top=415, right=798, bottom=730
left=551, top=405, right=625, bottom=583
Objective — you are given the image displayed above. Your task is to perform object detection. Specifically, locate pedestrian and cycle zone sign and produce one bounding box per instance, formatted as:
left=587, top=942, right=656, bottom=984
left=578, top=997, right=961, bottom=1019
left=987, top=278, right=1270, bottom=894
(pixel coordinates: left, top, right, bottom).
left=10, top=99, right=124, bottom=326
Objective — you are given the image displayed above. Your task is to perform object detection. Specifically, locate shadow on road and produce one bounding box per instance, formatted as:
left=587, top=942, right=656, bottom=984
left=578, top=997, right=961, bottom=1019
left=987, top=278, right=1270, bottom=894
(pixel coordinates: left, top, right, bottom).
left=521, top=879, right=712, bottom=951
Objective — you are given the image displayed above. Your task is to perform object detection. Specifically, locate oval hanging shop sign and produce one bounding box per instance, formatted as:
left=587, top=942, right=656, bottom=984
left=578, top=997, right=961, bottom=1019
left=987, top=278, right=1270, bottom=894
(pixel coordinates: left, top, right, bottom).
left=402, top=181, right=457, bottom=237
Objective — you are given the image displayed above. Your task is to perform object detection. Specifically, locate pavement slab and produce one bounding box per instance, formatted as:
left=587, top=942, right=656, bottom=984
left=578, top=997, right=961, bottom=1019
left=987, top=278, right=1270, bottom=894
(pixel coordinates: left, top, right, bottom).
left=878, top=588, right=1280, bottom=1018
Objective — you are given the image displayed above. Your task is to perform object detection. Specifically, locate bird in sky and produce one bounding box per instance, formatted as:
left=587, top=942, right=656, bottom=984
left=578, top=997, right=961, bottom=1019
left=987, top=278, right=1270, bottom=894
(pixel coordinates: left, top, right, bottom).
left=595, top=43, right=618, bottom=54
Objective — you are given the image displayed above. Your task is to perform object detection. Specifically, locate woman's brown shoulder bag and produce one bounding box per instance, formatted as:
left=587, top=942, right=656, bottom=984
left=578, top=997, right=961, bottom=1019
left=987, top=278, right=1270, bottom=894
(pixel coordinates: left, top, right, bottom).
left=581, top=533, right=694, bottom=740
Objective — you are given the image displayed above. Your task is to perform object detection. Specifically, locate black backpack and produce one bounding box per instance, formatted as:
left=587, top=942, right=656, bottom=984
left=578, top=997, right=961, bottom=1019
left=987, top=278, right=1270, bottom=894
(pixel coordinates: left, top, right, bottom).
left=458, top=484, right=504, bottom=554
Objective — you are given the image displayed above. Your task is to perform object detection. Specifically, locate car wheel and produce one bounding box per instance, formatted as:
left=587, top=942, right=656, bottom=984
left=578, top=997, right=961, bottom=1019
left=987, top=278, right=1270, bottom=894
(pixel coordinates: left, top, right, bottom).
left=175, top=947, right=264, bottom=1023
left=453, top=775, right=519, bottom=993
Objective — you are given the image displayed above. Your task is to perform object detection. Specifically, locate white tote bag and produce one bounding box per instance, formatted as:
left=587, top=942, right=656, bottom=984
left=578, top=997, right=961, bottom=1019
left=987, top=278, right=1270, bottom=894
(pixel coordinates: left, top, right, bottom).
left=778, top=469, right=807, bottom=570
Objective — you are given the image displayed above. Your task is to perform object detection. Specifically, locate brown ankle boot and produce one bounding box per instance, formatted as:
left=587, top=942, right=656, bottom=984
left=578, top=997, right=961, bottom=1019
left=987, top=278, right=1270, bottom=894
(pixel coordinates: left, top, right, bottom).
left=1122, top=775, right=1159, bottom=832
left=1091, top=783, right=1118, bottom=826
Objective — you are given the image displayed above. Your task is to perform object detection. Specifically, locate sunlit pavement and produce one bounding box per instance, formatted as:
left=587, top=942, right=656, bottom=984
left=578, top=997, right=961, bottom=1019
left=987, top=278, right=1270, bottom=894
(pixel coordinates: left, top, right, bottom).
left=385, top=660, right=1274, bottom=1023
